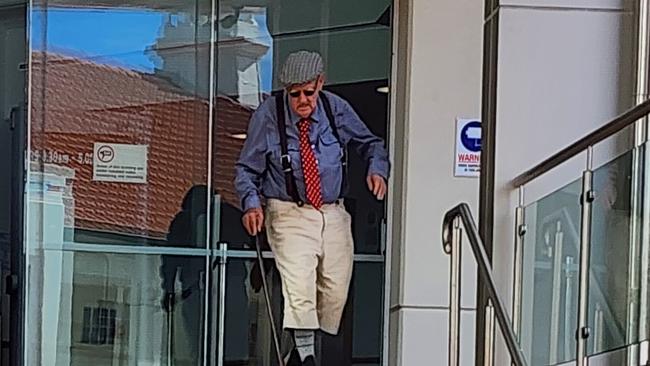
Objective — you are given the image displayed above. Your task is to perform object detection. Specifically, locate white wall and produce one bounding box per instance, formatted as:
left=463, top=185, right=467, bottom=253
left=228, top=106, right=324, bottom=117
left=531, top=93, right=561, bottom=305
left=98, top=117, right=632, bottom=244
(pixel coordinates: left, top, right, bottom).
left=388, top=0, right=483, bottom=364
left=489, top=1, right=635, bottom=364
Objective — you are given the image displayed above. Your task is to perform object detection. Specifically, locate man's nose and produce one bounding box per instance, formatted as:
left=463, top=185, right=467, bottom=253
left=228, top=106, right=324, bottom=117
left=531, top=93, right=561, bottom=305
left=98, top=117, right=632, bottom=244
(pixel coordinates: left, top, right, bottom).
left=299, top=92, right=309, bottom=104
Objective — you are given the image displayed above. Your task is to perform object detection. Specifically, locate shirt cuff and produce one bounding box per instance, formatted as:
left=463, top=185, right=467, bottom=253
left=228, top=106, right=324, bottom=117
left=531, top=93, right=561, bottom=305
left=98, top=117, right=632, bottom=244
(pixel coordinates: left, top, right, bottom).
left=367, top=159, right=390, bottom=180
left=242, top=193, right=262, bottom=212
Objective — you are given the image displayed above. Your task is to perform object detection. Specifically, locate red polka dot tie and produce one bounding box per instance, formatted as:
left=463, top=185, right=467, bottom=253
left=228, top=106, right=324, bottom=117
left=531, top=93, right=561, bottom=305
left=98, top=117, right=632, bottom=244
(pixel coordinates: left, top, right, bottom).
left=299, top=119, right=323, bottom=209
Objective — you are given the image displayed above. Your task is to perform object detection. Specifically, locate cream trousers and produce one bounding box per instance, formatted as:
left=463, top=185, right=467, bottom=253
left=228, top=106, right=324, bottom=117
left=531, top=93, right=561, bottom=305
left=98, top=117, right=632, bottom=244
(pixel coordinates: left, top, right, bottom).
left=265, top=198, right=354, bottom=335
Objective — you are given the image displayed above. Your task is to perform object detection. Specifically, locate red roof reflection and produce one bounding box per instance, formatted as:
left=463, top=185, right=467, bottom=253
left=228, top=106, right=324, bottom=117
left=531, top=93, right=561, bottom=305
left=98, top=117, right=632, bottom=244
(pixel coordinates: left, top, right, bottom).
left=30, top=52, right=251, bottom=238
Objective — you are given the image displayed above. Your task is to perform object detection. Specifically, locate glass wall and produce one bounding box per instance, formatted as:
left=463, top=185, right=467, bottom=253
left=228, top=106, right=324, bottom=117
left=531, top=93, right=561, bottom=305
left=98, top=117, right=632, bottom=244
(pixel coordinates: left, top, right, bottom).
left=517, top=127, right=647, bottom=365
left=25, top=0, right=393, bottom=365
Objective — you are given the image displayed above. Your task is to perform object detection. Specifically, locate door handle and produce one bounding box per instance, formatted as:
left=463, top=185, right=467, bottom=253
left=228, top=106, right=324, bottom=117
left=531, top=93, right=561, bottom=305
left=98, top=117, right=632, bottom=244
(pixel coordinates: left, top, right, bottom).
left=7, top=106, right=19, bottom=130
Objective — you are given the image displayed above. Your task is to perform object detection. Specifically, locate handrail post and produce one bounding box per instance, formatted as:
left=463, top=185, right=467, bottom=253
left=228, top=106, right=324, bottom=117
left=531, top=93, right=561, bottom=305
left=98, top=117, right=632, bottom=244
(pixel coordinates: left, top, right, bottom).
left=442, top=205, right=529, bottom=366
left=484, top=302, right=495, bottom=366
left=549, top=221, right=564, bottom=364
left=448, top=217, right=462, bottom=366
left=217, top=242, right=228, bottom=366
left=512, top=187, right=526, bottom=344
left=576, top=148, right=594, bottom=366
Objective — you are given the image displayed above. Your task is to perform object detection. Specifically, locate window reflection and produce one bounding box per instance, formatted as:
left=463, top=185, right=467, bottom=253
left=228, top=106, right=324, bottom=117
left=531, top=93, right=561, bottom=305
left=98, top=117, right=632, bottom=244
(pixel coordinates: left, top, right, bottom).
left=28, top=0, right=392, bottom=251
left=29, top=2, right=212, bottom=245
left=27, top=2, right=214, bottom=365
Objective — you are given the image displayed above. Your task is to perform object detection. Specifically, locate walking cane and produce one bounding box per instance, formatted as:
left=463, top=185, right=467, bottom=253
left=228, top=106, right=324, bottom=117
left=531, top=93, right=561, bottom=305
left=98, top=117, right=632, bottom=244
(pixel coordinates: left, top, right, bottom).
left=166, top=293, right=174, bottom=366
left=255, top=234, right=285, bottom=366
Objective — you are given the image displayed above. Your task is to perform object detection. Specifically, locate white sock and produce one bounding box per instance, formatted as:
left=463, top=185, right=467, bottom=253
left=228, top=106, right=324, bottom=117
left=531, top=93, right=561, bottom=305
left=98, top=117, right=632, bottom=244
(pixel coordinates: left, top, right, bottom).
left=294, top=330, right=315, bottom=361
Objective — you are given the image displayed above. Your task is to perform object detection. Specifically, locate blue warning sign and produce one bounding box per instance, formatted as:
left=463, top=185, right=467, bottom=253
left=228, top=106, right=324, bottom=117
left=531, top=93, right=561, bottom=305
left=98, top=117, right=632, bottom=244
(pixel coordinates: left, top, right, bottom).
left=460, top=121, right=482, bottom=153
left=455, top=119, right=481, bottom=177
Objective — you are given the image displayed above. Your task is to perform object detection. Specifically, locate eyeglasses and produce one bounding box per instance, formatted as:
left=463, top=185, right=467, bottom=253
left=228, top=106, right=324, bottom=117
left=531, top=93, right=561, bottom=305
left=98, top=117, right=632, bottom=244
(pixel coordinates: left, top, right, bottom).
left=288, top=89, right=317, bottom=98
left=288, top=78, right=320, bottom=99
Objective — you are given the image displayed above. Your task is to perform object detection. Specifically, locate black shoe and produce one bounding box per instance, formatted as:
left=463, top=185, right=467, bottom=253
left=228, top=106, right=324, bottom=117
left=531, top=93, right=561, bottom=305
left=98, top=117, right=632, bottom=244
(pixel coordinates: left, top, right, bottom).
left=302, top=355, right=315, bottom=366
left=286, top=349, right=301, bottom=366
left=286, top=349, right=316, bottom=366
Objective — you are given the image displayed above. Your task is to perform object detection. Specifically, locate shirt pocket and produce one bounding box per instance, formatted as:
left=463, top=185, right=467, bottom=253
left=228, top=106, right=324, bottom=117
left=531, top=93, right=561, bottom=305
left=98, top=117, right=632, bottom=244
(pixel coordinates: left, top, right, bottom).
left=267, top=134, right=303, bottom=178
left=317, top=131, right=343, bottom=167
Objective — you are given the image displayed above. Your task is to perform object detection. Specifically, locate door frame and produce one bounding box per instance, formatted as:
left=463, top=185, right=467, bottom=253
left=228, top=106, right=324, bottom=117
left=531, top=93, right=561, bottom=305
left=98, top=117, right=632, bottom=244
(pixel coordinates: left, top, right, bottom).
left=9, top=104, right=25, bottom=366
left=1, top=3, right=27, bottom=366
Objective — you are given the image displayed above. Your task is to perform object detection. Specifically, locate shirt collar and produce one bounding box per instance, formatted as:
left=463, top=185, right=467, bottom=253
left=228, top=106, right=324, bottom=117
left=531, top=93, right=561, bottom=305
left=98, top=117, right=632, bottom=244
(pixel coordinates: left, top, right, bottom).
left=285, top=91, right=323, bottom=125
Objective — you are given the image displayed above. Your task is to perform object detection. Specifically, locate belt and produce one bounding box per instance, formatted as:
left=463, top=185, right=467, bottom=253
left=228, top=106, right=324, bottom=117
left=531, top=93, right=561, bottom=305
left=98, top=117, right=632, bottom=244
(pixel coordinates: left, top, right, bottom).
left=304, top=199, right=342, bottom=207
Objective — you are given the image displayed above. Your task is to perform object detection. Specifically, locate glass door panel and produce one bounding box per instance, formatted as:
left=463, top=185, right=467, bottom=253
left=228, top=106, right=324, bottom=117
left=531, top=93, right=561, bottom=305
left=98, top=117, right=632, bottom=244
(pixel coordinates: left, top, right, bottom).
left=26, top=0, right=215, bottom=365
left=213, top=0, right=393, bottom=364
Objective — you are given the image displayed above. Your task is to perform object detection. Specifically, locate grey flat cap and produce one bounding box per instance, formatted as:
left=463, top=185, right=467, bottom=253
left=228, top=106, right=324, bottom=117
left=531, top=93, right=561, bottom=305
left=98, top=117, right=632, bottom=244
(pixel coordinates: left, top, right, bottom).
left=279, top=51, right=324, bottom=86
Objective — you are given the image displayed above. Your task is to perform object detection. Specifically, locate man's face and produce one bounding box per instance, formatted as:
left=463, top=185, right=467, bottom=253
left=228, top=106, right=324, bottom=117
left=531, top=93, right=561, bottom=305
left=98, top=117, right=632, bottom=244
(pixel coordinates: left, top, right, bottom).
left=287, top=77, right=323, bottom=119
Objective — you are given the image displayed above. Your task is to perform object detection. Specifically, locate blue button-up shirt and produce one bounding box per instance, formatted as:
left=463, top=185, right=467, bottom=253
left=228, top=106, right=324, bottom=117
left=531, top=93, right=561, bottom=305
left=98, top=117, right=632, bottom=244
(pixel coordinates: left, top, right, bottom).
left=235, top=91, right=390, bottom=211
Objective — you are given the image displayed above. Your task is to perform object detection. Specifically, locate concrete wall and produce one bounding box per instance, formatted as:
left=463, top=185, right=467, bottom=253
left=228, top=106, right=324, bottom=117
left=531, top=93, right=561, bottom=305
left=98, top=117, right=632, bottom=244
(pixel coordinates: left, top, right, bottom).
left=388, top=0, right=483, bottom=364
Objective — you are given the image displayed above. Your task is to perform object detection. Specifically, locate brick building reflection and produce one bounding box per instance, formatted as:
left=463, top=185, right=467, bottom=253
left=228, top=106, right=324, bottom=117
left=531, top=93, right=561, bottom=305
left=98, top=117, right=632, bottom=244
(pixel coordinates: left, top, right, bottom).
left=30, top=52, right=252, bottom=239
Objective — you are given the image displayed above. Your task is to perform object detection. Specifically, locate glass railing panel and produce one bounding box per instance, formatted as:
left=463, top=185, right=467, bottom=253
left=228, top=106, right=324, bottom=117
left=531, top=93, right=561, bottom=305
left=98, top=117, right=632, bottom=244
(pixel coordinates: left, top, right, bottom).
left=588, top=144, right=644, bottom=357
left=520, top=178, right=582, bottom=365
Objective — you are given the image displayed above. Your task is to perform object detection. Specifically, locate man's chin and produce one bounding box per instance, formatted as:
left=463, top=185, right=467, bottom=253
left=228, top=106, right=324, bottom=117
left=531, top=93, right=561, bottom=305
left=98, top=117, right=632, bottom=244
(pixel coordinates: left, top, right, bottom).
left=298, top=109, right=312, bottom=118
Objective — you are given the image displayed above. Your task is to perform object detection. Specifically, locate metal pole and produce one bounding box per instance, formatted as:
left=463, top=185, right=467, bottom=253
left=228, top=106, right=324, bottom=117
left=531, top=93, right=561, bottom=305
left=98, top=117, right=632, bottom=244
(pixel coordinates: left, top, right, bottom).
left=448, top=217, right=462, bottom=366
left=442, top=205, right=529, bottom=366
left=549, top=222, right=564, bottom=364
left=634, top=1, right=650, bottom=363
left=255, top=235, right=284, bottom=366
left=628, top=143, right=644, bottom=366
left=510, top=186, right=526, bottom=366
left=512, top=187, right=525, bottom=343
left=635, top=0, right=650, bottom=145
left=576, top=148, right=594, bottom=366
left=639, top=340, right=649, bottom=365
left=594, top=304, right=604, bottom=354
left=484, top=302, right=495, bottom=366
left=205, top=0, right=218, bottom=361
left=639, top=139, right=650, bottom=366
left=167, top=293, right=173, bottom=366
left=564, top=256, right=575, bottom=361
left=217, top=243, right=227, bottom=366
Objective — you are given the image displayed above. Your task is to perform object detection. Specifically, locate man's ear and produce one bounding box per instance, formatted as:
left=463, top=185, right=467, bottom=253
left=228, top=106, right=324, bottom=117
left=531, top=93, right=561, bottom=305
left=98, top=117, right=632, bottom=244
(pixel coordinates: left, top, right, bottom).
left=317, top=75, right=326, bottom=90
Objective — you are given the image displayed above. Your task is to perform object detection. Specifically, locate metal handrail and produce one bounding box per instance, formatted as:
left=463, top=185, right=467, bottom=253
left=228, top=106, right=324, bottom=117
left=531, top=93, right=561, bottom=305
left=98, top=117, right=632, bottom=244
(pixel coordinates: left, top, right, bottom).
left=512, top=98, right=650, bottom=187
left=442, top=203, right=528, bottom=366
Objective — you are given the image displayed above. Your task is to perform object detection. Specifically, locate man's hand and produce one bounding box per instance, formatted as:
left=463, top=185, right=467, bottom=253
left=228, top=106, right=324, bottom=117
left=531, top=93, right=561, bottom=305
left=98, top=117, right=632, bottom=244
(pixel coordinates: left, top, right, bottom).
left=366, top=174, right=387, bottom=200
left=242, top=207, right=264, bottom=236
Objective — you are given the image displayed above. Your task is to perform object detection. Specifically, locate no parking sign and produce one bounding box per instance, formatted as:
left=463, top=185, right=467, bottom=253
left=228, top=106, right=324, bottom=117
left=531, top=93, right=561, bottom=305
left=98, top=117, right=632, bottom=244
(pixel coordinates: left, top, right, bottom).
left=454, top=118, right=481, bottom=177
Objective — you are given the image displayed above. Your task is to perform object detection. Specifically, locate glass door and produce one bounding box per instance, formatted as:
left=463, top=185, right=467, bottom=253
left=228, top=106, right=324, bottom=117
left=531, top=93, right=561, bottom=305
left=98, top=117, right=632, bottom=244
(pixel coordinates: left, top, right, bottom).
left=212, top=1, right=392, bottom=365
left=26, top=1, right=216, bottom=365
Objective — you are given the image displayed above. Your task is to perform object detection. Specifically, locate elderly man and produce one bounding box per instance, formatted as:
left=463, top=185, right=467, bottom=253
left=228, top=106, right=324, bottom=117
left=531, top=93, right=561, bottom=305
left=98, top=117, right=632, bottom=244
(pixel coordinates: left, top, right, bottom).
left=235, top=50, right=390, bottom=365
